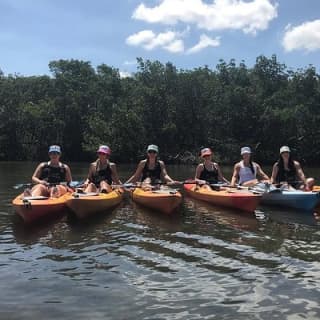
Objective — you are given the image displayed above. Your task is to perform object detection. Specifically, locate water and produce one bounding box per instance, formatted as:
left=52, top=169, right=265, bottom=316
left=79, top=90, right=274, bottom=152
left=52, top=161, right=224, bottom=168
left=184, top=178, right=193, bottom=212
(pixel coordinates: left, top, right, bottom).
left=1, top=162, right=320, bottom=319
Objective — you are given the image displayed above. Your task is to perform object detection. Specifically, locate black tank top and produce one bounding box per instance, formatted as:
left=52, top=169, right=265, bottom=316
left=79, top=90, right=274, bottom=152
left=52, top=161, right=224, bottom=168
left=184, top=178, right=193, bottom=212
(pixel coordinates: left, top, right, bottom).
left=275, top=162, right=298, bottom=187
left=91, top=163, right=112, bottom=186
left=40, top=162, right=66, bottom=183
left=199, top=163, right=219, bottom=184
left=141, top=160, right=161, bottom=183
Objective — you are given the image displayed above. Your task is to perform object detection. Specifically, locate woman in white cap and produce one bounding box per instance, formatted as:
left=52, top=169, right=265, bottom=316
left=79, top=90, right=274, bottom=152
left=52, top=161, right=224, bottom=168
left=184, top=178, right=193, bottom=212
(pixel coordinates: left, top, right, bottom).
left=82, top=145, right=121, bottom=193
left=126, top=144, right=176, bottom=187
left=230, top=146, right=269, bottom=187
left=25, top=145, right=72, bottom=197
left=270, top=146, right=314, bottom=190
left=195, top=148, right=229, bottom=188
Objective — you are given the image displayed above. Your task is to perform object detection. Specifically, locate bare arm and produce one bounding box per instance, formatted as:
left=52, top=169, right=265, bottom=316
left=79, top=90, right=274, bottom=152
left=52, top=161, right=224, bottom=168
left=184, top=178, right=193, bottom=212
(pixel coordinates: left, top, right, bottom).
left=270, top=163, right=278, bottom=184
left=126, top=161, right=145, bottom=183
left=195, top=164, right=204, bottom=181
left=294, top=161, right=307, bottom=185
left=215, top=163, right=230, bottom=183
left=110, top=163, right=121, bottom=184
left=160, top=161, right=175, bottom=183
left=230, top=163, right=240, bottom=186
left=64, top=164, right=72, bottom=183
left=256, top=163, right=269, bottom=181
left=32, top=163, right=48, bottom=185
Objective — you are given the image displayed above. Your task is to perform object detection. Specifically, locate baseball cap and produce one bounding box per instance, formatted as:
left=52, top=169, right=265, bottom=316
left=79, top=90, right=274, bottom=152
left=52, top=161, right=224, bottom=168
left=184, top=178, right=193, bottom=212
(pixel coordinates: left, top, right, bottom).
left=241, top=146, right=251, bottom=155
left=280, top=146, right=290, bottom=154
left=147, top=144, right=159, bottom=153
left=48, top=145, right=61, bottom=154
left=200, top=148, right=212, bottom=157
left=97, top=145, right=111, bottom=155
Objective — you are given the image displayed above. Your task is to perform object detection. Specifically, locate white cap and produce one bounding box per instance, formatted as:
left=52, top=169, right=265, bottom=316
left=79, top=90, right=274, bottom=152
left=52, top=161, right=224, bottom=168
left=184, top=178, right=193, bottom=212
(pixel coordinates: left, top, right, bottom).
left=241, top=146, right=251, bottom=155
left=280, top=146, right=290, bottom=154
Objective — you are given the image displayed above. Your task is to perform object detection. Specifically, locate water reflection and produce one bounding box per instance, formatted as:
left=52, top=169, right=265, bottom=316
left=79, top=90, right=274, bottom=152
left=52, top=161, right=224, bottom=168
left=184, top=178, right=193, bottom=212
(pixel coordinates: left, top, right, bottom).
left=1, top=163, right=320, bottom=319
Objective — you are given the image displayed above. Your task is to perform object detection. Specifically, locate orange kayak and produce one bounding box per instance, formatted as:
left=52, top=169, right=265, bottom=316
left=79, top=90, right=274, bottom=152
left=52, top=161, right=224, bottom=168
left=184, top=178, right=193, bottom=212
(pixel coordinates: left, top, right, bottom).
left=184, top=184, right=261, bottom=213
left=132, top=187, right=182, bottom=214
left=12, top=193, right=70, bottom=223
left=66, top=189, right=123, bottom=219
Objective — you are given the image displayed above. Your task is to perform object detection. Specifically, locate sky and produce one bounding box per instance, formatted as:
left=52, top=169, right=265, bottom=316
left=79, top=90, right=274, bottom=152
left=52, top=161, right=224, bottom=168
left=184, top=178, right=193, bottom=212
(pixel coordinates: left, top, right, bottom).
left=0, top=0, right=319, bottom=77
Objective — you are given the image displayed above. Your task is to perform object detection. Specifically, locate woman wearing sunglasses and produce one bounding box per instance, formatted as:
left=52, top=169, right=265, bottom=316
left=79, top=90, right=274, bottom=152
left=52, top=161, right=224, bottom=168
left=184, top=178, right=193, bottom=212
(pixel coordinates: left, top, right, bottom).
left=25, top=145, right=72, bottom=197
left=126, top=144, right=176, bottom=187
left=82, top=145, right=121, bottom=193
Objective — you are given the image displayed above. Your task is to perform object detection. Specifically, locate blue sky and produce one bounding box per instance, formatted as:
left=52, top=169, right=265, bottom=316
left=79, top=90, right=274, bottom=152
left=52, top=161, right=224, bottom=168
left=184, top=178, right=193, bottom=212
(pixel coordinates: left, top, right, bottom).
left=0, top=0, right=319, bottom=77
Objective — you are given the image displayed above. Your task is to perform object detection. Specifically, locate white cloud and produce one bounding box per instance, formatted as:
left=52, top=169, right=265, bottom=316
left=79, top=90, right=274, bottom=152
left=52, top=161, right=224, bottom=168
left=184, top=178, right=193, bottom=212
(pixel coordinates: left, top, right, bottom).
left=119, top=71, right=132, bottom=78
left=123, top=60, right=137, bottom=66
left=133, top=0, right=278, bottom=35
left=126, top=30, right=184, bottom=53
left=283, top=19, right=320, bottom=52
left=187, top=34, right=220, bottom=53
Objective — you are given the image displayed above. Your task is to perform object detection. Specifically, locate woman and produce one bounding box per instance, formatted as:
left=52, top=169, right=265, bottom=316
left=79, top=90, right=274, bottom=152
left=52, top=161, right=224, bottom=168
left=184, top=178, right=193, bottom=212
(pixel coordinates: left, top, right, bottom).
left=25, top=145, right=72, bottom=197
left=270, top=146, right=314, bottom=190
left=126, top=144, right=176, bottom=188
left=195, top=148, right=229, bottom=188
left=231, top=146, right=269, bottom=187
left=82, top=145, right=121, bottom=193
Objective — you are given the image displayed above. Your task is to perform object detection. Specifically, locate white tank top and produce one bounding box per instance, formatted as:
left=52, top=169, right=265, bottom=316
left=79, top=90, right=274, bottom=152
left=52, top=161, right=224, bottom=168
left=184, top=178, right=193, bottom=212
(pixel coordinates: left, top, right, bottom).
left=238, top=160, right=257, bottom=185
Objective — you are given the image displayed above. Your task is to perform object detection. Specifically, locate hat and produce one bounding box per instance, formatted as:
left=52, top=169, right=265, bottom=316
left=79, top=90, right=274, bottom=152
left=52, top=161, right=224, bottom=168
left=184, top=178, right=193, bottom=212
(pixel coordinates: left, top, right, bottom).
left=147, top=144, right=159, bottom=153
left=97, top=145, right=111, bottom=155
left=200, top=148, right=212, bottom=157
left=241, top=147, right=251, bottom=155
left=48, top=145, right=61, bottom=154
left=280, top=146, right=290, bottom=154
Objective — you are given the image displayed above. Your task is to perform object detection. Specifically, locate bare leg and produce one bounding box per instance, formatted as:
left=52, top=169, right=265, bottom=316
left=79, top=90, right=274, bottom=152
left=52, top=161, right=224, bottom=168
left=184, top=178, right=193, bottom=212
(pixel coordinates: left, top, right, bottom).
left=100, top=181, right=112, bottom=193
left=84, top=182, right=98, bottom=193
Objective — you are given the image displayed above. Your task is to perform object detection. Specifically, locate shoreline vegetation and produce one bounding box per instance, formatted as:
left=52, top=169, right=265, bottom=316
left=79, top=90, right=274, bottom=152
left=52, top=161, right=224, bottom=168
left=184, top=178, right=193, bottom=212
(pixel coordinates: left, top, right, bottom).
left=0, top=55, right=319, bottom=165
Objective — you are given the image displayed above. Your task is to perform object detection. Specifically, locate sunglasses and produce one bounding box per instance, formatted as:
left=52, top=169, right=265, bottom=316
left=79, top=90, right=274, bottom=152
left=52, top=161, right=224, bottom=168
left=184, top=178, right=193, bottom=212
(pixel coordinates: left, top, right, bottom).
left=98, top=152, right=108, bottom=155
left=148, top=150, right=157, bottom=154
left=49, top=152, right=60, bottom=155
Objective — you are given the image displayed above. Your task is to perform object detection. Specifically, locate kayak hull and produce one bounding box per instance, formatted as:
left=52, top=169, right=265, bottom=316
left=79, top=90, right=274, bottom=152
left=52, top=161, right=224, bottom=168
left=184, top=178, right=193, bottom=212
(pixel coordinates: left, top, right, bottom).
left=184, top=184, right=261, bottom=213
left=132, top=188, right=182, bottom=214
left=261, top=190, right=320, bottom=211
left=12, top=193, right=70, bottom=223
left=66, top=189, right=123, bottom=219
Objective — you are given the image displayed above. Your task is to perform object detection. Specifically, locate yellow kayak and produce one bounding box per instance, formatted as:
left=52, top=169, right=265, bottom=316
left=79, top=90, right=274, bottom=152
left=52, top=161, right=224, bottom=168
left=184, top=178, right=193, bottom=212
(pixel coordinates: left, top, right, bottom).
left=12, top=193, right=70, bottom=223
left=132, top=187, right=182, bottom=214
left=66, top=189, right=124, bottom=219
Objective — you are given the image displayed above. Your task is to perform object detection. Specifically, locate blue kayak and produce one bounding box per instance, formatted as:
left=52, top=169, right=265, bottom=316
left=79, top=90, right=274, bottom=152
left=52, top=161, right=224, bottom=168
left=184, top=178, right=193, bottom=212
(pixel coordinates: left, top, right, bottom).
left=260, top=190, right=320, bottom=211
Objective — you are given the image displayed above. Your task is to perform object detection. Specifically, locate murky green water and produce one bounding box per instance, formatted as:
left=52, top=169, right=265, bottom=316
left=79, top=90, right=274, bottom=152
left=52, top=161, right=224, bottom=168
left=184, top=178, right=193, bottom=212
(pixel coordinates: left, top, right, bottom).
left=1, top=162, right=320, bottom=319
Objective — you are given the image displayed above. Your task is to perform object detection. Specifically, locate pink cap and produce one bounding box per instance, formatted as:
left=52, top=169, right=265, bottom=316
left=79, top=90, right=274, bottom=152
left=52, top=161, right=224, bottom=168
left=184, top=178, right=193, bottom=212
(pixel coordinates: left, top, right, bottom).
left=97, top=145, right=111, bottom=155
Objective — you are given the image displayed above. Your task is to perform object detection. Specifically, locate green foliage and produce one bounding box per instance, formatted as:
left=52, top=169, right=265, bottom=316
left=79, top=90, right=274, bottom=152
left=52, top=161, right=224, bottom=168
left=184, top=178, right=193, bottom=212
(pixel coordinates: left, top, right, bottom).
left=0, top=56, right=319, bottom=164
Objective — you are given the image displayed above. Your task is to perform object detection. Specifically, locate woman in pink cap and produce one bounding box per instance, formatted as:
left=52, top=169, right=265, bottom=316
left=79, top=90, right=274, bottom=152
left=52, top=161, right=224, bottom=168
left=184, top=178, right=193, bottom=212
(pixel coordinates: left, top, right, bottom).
left=195, top=148, right=229, bottom=188
left=270, top=146, right=314, bottom=190
left=230, top=146, right=269, bottom=187
left=25, top=145, right=72, bottom=197
left=82, top=145, right=121, bottom=193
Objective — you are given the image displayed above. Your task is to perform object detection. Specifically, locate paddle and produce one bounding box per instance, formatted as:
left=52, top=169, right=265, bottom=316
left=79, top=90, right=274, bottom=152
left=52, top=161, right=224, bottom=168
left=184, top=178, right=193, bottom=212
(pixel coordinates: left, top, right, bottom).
left=13, top=180, right=84, bottom=190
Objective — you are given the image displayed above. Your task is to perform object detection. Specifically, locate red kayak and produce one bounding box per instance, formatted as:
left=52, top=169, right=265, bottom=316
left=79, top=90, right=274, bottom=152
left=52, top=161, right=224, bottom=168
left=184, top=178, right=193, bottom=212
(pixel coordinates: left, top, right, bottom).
left=184, top=184, right=261, bottom=213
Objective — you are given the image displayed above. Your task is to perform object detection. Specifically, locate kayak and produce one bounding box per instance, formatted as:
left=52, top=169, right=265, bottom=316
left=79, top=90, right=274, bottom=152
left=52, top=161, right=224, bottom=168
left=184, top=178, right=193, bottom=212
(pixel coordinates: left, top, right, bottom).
left=183, top=184, right=261, bottom=213
left=260, top=189, right=320, bottom=211
left=132, top=187, right=182, bottom=214
left=12, top=193, right=70, bottom=223
left=66, top=189, right=124, bottom=219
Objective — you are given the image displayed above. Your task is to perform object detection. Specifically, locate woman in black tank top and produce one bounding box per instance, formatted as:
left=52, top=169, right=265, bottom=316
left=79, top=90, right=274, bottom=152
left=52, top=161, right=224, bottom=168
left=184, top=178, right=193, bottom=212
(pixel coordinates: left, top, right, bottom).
left=126, top=144, right=177, bottom=188
left=25, top=145, right=72, bottom=198
left=83, top=145, right=121, bottom=193
left=271, top=146, right=314, bottom=190
left=195, top=148, right=229, bottom=189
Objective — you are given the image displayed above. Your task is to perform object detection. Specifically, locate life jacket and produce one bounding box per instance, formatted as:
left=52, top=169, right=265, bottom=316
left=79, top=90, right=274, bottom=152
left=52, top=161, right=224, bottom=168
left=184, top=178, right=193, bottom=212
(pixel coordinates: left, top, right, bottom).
left=39, top=162, right=66, bottom=183
left=238, top=160, right=257, bottom=185
left=275, top=162, right=298, bottom=187
left=199, top=163, right=219, bottom=184
left=141, top=160, right=161, bottom=183
left=91, top=161, right=112, bottom=186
